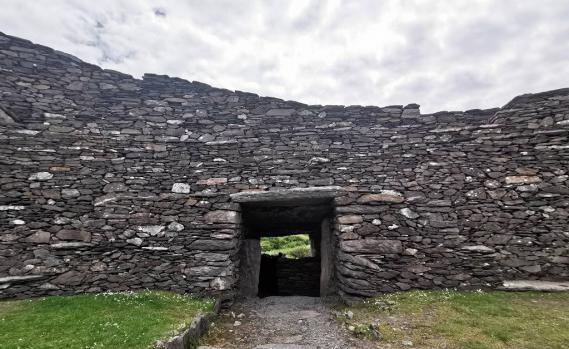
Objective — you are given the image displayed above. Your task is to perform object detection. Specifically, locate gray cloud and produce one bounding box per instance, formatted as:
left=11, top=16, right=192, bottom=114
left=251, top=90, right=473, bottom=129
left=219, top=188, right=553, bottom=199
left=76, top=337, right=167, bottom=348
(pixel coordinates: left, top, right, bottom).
left=0, top=0, right=568, bottom=112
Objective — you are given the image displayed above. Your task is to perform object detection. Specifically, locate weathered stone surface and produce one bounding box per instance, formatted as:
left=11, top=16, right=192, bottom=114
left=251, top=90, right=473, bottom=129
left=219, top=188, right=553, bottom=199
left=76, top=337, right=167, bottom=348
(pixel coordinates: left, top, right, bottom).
left=0, top=107, right=15, bottom=123
left=93, top=193, right=123, bottom=206
left=358, top=190, right=405, bottom=203
left=505, top=176, right=542, bottom=184
left=466, top=188, right=487, bottom=200
left=340, top=239, right=403, bottom=254
left=0, top=275, right=46, bottom=284
left=56, top=230, right=91, bottom=242
left=403, top=248, right=418, bottom=256
left=501, top=280, right=569, bottom=292
left=461, top=245, right=495, bottom=253
left=25, top=231, right=51, bottom=244
left=61, top=189, right=80, bottom=198
left=520, top=265, right=541, bottom=273
left=337, top=215, right=363, bottom=224
left=190, top=239, right=237, bottom=251
left=0, top=32, right=568, bottom=301
left=356, top=223, right=379, bottom=236
left=266, top=109, right=295, bottom=116
left=66, top=81, right=83, bottom=90
left=197, top=177, right=227, bottom=185
left=103, top=182, right=127, bottom=193
left=515, top=167, right=538, bottom=176
left=168, top=222, right=184, bottom=232
left=255, top=345, right=317, bottom=349
left=28, top=172, right=53, bottom=181
left=230, top=186, right=343, bottom=203
left=49, top=242, right=92, bottom=249
left=399, top=208, right=419, bottom=219
left=0, top=205, right=25, bottom=210
left=52, top=271, right=84, bottom=285
left=126, top=237, right=142, bottom=246
left=204, top=211, right=241, bottom=224
left=171, top=183, right=191, bottom=193
left=137, top=225, right=165, bottom=236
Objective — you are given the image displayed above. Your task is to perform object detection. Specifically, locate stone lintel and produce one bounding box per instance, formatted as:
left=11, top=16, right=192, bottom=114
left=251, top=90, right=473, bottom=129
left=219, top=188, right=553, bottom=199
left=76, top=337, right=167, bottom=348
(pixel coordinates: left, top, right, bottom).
left=230, top=186, right=344, bottom=203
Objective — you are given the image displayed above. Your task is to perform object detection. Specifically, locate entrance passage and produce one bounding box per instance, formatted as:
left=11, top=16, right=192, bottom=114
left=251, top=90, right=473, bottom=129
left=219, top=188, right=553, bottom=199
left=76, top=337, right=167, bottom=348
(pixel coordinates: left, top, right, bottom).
left=258, top=234, right=320, bottom=297
left=233, top=188, right=339, bottom=298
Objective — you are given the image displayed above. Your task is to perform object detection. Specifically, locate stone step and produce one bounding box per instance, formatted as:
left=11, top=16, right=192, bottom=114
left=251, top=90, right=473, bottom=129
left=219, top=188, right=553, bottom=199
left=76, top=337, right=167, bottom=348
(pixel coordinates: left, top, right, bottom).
left=198, top=345, right=318, bottom=349
left=254, top=345, right=318, bottom=349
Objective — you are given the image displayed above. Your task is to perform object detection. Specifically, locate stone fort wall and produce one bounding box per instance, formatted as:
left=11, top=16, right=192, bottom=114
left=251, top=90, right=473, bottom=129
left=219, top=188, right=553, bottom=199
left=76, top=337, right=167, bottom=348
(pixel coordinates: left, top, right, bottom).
left=0, top=31, right=568, bottom=299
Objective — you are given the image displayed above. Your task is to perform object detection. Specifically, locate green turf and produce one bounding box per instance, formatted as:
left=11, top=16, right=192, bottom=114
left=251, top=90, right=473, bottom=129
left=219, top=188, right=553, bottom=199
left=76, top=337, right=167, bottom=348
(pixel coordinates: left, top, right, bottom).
left=261, top=234, right=311, bottom=258
left=0, top=290, right=214, bottom=349
left=339, top=289, right=569, bottom=349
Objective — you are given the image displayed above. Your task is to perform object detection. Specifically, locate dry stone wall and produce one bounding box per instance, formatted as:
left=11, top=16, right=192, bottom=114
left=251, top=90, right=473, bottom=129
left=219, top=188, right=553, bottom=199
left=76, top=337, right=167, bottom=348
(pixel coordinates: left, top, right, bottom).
left=275, top=257, right=321, bottom=297
left=1, top=31, right=568, bottom=299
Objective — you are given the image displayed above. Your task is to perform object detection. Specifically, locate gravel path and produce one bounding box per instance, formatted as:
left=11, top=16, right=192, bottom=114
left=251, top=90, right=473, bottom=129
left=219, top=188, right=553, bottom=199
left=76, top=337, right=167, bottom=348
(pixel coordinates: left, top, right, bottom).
left=199, top=296, right=378, bottom=349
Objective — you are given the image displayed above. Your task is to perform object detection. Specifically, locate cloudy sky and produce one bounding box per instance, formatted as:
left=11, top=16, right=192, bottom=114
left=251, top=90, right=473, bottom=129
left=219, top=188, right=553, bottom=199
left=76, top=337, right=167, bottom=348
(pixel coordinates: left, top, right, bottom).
left=1, top=0, right=568, bottom=112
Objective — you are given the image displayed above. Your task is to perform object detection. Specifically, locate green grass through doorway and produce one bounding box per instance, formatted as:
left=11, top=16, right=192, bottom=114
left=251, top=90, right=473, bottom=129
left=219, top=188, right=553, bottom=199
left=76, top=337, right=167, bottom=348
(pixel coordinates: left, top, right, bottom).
left=261, top=234, right=311, bottom=258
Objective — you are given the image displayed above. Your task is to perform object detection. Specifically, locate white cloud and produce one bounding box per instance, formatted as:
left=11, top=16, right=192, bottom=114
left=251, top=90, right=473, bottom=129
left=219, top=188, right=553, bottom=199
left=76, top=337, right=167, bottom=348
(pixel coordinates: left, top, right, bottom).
left=1, top=0, right=568, bottom=112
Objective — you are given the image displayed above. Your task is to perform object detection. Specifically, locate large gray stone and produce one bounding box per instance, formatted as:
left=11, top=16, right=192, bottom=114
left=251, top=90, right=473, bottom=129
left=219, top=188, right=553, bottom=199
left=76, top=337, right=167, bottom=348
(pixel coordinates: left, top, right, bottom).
left=127, top=237, right=143, bottom=246
left=230, top=186, right=343, bottom=203
left=25, top=231, right=51, bottom=244
left=168, top=222, right=184, bottom=232
left=50, top=242, right=92, bottom=249
left=358, top=190, right=404, bottom=203
left=56, top=230, right=91, bottom=242
left=190, top=239, right=237, bottom=251
left=505, top=176, right=541, bottom=184
left=103, top=182, right=127, bottom=193
left=0, top=107, right=15, bottom=123
left=265, top=108, right=296, bottom=116
left=204, top=210, right=241, bottom=224
left=196, top=177, right=227, bottom=185
left=501, top=280, right=569, bottom=292
left=461, top=245, right=495, bottom=253
left=337, top=215, right=363, bottom=224
left=400, top=208, right=419, bottom=219
left=28, top=172, right=53, bottom=181
left=340, top=239, right=403, bottom=254
left=52, top=271, right=84, bottom=285
left=0, top=275, right=46, bottom=284
left=66, top=81, right=83, bottom=90
left=0, top=205, right=25, bottom=210
left=172, top=183, right=191, bottom=193
left=136, top=225, right=165, bottom=236
left=61, top=189, right=80, bottom=198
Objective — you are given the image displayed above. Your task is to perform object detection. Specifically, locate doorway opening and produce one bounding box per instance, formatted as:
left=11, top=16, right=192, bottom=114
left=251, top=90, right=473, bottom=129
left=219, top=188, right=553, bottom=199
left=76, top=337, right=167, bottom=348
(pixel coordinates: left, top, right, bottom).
left=236, top=194, right=335, bottom=298
left=258, top=232, right=319, bottom=297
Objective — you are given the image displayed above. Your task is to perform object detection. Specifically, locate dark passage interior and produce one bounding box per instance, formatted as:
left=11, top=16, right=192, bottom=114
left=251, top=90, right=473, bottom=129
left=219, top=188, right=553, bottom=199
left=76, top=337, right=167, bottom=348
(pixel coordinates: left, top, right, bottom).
left=238, top=197, right=334, bottom=298
left=258, top=236, right=321, bottom=297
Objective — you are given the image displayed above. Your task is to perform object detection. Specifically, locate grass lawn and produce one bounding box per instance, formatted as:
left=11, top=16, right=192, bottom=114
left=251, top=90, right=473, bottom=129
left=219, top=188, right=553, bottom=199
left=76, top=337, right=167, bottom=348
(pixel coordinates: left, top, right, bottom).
left=338, top=290, right=569, bottom=349
left=0, top=290, right=214, bottom=349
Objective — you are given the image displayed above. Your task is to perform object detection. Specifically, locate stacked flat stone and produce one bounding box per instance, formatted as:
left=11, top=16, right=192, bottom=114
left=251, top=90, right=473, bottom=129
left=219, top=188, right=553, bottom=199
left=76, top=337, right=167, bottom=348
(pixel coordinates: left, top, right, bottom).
left=0, top=31, right=568, bottom=299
